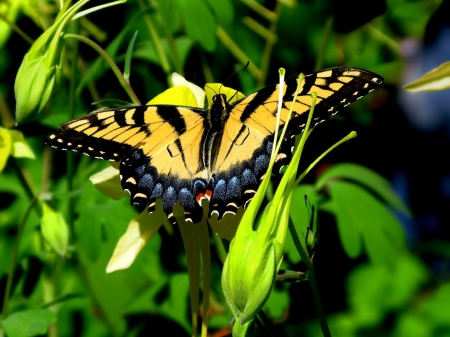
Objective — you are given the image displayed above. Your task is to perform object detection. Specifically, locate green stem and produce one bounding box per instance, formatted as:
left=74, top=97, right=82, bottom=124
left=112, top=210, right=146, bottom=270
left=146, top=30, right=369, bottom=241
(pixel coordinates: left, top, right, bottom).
left=314, top=17, right=333, bottom=71
left=295, top=131, right=357, bottom=185
left=63, top=34, right=141, bottom=105
left=257, top=1, right=282, bottom=87
left=0, top=12, right=34, bottom=45
left=217, top=26, right=261, bottom=79
left=66, top=23, right=79, bottom=241
left=10, top=158, right=37, bottom=207
left=365, top=23, right=401, bottom=56
left=165, top=29, right=184, bottom=75
left=288, top=221, right=332, bottom=337
left=138, top=0, right=172, bottom=79
left=2, top=197, right=37, bottom=319
left=241, top=0, right=277, bottom=21
left=256, top=310, right=278, bottom=337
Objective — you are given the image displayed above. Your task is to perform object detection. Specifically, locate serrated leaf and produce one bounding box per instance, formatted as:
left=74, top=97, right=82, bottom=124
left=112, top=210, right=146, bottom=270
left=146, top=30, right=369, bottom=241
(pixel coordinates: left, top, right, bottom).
left=403, top=61, right=450, bottom=92
left=328, top=180, right=405, bottom=264
left=316, top=163, right=410, bottom=215
left=41, top=201, right=69, bottom=256
left=1, top=309, right=56, bottom=337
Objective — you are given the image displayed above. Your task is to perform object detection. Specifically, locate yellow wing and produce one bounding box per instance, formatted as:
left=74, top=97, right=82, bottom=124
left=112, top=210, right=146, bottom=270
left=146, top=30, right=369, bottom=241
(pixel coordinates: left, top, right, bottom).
left=46, top=105, right=209, bottom=223
left=207, top=67, right=383, bottom=218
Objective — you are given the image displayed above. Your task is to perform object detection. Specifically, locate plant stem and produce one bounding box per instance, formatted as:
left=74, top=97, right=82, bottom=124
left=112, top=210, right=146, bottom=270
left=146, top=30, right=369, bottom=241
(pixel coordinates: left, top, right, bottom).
left=295, top=131, right=357, bottom=185
left=257, top=1, right=282, bottom=87
left=165, top=29, right=184, bottom=75
left=2, top=197, right=37, bottom=319
left=66, top=22, right=79, bottom=240
left=315, top=17, right=333, bottom=71
left=63, top=34, right=141, bottom=105
left=365, top=23, right=401, bottom=56
left=0, top=12, right=34, bottom=45
left=10, top=158, right=37, bottom=206
left=256, top=310, right=278, bottom=337
left=288, top=221, right=332, bottom=337
left=138, top=0, right=172, bottom=79
left=216, top=26, right=261, bottom=79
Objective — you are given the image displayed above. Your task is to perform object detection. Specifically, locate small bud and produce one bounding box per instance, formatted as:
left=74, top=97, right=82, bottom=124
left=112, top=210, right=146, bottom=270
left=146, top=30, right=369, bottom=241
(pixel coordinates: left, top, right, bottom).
left=14, top=0, right=87, bottom=123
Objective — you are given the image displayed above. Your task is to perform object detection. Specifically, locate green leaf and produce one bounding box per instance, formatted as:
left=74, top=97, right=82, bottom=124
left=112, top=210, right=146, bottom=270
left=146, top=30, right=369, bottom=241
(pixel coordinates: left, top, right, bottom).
left=180, top=0, right=217, bottom=51
left=132, top=36, right=194, bottom=69
left=347, top=253, right=428, bottom=327
left=1, top=309, right=56, bottom=337
left=40, top=201, right=69, bottom=256
left=205, top=0, right=234, bottom=24
left=328, top=180, right=405, bottom=264
left=157, top=0, right=182, bottom=33
left=0, top=126, right=12, bottom=171
left=9, top=129, right=35, bottom=159
left=316, top=163, right=410, bottom=216
left=403, top=61, right=450, bottom=92
left=123, top=30, right=138, bottom=82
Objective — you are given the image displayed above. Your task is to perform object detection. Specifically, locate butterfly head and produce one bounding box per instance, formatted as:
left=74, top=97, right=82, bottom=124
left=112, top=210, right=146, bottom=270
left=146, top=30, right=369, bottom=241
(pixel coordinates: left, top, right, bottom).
left=210, top=94, right=230, bottom=127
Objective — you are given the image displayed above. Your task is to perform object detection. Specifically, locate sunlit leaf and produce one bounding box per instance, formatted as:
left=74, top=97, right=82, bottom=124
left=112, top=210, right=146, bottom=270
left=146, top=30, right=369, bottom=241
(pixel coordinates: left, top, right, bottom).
left=90, top=166, right=127, bottom=200
left=403, top=61, right=450, bottom=92
left=0, top=126, right=12, bottom=171
left=148, top=85, right=198, bottom=107
left=106, top=208, right=164, bottom=273
left=9, top=129, right=36, bottom=159
left=204, top=84, right=245, bottom=108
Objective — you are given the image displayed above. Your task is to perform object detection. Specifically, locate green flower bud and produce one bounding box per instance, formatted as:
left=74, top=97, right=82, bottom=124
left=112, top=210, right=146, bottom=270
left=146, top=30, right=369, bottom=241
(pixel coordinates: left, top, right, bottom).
left=14, top=0, right=88, bottom=123
left=15, top=46, right=63, bottom=123
left=222, top=230, right=283, bottom=325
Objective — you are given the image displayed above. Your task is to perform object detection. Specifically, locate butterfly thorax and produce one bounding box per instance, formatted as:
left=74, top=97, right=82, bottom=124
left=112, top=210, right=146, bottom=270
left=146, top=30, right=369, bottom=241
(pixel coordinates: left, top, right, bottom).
left=201, top=93, right=231, bottom=173
left=209, top=94, right=230, bottom=129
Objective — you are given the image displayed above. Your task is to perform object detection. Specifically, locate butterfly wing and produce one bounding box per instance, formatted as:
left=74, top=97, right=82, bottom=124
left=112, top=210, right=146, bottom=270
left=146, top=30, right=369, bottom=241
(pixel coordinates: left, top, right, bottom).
left=208, top=67, right=383, bottom=218
left=46, top=105, right=210, bottom=223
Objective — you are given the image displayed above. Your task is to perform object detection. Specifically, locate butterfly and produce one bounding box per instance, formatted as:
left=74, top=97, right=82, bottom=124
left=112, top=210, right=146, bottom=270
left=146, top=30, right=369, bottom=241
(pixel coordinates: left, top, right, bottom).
left=46, top=67, right=383, bottom=224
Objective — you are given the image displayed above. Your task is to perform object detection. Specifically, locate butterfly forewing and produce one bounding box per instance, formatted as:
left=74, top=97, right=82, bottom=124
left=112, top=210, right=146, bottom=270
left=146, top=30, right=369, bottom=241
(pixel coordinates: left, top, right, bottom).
left=207, top=67, right=383, bottom=218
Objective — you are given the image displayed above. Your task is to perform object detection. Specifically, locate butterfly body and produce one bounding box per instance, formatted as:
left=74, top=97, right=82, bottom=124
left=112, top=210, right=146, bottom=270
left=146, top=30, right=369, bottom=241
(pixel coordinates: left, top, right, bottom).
left=46, top=67, right=383, bottom=224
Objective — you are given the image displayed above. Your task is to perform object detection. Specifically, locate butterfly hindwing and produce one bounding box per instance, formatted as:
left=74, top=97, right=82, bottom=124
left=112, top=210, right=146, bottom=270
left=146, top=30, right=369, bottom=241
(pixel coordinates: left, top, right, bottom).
left=47, top=105, right=209, bottom=223
left=120, top=106, right=209, bottom=223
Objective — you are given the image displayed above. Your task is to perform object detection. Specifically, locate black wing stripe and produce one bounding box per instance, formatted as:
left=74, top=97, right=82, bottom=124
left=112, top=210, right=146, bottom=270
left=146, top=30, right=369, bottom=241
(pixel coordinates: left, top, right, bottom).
left=157, top=106, right=187, bottom=135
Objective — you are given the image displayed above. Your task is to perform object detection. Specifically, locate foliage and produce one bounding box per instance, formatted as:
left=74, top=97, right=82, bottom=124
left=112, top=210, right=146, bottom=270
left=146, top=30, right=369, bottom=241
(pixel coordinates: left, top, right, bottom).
left=1, top=0, right=450, bottom=336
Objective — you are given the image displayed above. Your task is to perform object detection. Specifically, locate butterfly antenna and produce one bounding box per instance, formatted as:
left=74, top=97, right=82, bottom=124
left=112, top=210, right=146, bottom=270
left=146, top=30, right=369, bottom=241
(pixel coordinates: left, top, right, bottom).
left=219, top=61, right=250, bottom=95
